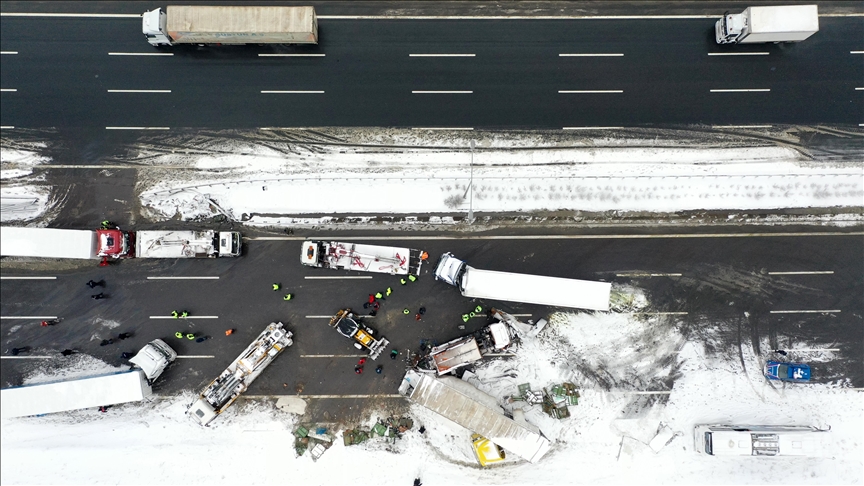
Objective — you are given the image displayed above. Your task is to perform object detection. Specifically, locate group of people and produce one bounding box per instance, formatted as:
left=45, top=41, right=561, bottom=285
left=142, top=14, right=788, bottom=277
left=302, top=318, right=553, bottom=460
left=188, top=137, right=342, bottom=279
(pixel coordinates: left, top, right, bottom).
left=354, top=357, right=384, bottom=375
left=87, top=279, right=107, bottom=300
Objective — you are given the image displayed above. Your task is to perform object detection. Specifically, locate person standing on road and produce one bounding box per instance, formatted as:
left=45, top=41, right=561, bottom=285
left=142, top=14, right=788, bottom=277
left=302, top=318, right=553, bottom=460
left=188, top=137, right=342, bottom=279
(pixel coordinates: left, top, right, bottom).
left=195, top=336, right=211, bottom=343
left=283, top=293, right=293, bottom=301
left=91, top=293, right=105, bottom=300
left=386, top=287, right=392, bottom=297
left=273, top=283, right=281, bottom=291
left=99, top=339, right=113, bottom=346
left=225, top=329, right=235, bottom=336
left=181, top=311, right=189, bottom=318
left=11, top=347, right=29, bottom=356
left=368, top=294, right=376, bottom=304
left=121, top=352, right=133, bottom=360
left=87, top=280, right=98, bottom=288
left=171, top=310, right=179, bottom=319
left=185, top=333, right=195, bottom=340
left=60, top=349, right=76, bottom=356
left=174, top=331, right=184, bottom=339
left=118, top=332, right=131, bottom=340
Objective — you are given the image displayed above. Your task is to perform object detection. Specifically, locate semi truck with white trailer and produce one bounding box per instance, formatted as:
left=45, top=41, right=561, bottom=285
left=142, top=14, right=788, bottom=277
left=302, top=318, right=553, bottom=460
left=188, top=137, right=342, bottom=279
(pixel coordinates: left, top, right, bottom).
left=143, top=6, right=318, bottom=47
left=715, top=5, right=819, bottom=44
left=434, top=253, right=611, bottom=311
left=399, top=370, right=550, bottom=463
left=1, top=226, right=132, bottom=260
left=187, top=322, right=293, bottom=426
left=694, top=424, right=831, bottom=457
left=302, top=240, right=427, bottom=276
left=135, top=230, right=241, bottom=258
left=1, top=339, right=177, bottom=419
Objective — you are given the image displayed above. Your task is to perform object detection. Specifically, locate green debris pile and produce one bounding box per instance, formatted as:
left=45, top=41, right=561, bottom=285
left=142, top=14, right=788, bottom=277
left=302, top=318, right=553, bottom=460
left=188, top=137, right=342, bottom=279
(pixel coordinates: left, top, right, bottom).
left=344, top=416, right=415, bottom=446
left=294, top=425, right=334, bottom=460
left=515, top=382, right=580, bottom=420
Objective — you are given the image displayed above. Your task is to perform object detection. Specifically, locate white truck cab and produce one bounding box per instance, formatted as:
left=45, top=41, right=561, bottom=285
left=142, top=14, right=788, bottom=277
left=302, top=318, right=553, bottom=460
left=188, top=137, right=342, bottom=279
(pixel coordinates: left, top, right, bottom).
left=129, top=339, right=177, bottom=382
left=695, top=424, right=830, bottom=456
left=142, top=8, right=171, bottom=46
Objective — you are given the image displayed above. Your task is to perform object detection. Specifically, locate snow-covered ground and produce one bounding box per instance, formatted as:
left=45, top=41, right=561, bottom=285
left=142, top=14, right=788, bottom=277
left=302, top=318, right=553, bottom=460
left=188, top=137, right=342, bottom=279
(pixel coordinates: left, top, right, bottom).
left=2, top=312, right=861, bottom=485
left=131, top=130, right=863, bottom=225
left=0, top=146, right=51, bottom=223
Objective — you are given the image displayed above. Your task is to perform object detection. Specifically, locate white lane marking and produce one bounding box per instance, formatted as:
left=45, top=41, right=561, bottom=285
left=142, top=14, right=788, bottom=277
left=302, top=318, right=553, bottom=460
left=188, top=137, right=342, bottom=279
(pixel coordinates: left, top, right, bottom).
left=563, top=126, right=624, bottom=130
left=712, top=125, right=773, bottom=129
left=0, top=316, right=57, bottom=319
left=109, top=52, right=173, bottom=56
left=304, top=276, right=373, bottom=279
left=1, top=13, right=138, bottom=18
left=856, top=88, right=864, bottom=91
left=559, top=90, right=623, bottom=93
left=412, top=127, right=474, bottom=130
left=261, top=90, right=324, bottom=94
left=511, top=314, right=532, bottom=317
left=0, top=126, right=14, bottom=129
left=175, top=355, right=215, bottom=359
left=559, top=53, right=623, bottom=57
left=301, top=354, right=366, bottom=358
left=149, top=316, right=219, bottom=319
left=1, top=276, right=57, bottom=280
left=708, top=52, right=769, bottom=56
left=770, top=309, right=841, bottom=314
left=852, top=51, right=864, bottom=54
left=106, top=126, right=169, bottom=130
left=306, top=315, right=376, bottom=319
left=409, top=53, right=475, bottom=57
left=259, top=53, right=325, bottom=57
left=320, top=15, right=720, bottom=20
left=710, top=89, right=770, bottom=92
left=616, top=273, right=682, bottom=277
left=251, top=231, right=864, bottom=241
left=0, top=356, right=54, bottom=359
left=485, top=353, right=517, bottom=357
left=412, top=90, right=473, bottom=94
left=1, top=51, right=18, bottom=55
left=107, top=89, right=171, bottom=93
left=245, top=394, right=403, bottom=399
left=790, top=348, right=840, bottom=352
left=1, top=89, right=18, bottom=92
left=623, top=311, right=688, bottom=315
left=768, top=271, right=834, bottom=275
left=305, top=315, right=333, bottom=318
left=147, top=276, right=220, bottom=280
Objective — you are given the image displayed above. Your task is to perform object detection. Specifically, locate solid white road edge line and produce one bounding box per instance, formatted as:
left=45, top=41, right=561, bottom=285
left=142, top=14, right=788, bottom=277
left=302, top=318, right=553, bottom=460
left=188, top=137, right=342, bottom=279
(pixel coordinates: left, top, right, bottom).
left=412, top=127, right=474, bottom=130
left=563, top=126, right=624, bottom=130
left=712, top=125, right=773, bottom=128
left=769, top=309, right=841, bottom=314
left=249, top=232, right=864, bottom=241
left=616, top=273, right=682, bottom=277
left=106, top=126, right=169, bottom=130
left=768, top=271, right=834, bottom=275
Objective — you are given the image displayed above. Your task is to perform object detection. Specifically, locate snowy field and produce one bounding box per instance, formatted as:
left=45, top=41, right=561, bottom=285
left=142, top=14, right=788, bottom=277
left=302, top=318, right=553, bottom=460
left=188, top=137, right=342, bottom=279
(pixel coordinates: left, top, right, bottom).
left=0, top=146, right=51, bottom=223
left=1, top=312, right=861, bottom=485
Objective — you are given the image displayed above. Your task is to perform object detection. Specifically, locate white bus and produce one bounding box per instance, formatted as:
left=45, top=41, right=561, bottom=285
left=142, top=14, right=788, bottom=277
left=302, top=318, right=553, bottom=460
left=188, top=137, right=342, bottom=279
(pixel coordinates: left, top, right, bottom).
left=694, top=424, right=831, bottom=457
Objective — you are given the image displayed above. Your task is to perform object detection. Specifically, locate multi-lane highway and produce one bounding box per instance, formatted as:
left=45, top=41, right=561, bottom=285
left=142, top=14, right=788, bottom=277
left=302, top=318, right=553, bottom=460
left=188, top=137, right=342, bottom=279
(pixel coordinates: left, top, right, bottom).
left=1, top=3, right=862, bottom=129
left=2, top=231, right=862, bottom=422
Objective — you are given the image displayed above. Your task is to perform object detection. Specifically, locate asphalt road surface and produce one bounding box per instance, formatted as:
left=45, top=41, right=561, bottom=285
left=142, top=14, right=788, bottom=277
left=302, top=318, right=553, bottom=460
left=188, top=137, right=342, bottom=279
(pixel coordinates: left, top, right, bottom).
left=3, top=231, right=862, bottom=413
left=1, top=4, right=862, bottom=128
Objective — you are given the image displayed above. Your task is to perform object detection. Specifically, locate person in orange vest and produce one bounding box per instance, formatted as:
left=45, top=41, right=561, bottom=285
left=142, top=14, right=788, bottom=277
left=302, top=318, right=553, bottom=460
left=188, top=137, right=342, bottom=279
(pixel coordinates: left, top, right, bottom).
left=225, top=329, right=235, bottom=336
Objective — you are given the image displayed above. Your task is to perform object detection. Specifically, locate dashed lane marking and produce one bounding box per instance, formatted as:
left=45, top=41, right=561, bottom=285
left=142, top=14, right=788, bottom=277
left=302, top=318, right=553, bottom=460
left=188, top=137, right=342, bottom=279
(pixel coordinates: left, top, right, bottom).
left=304, top=276, right=373, bottom=279
left=708, top=52, right=769, bottom=56
left=175, top=355, right=215, bottom=359
left=0, top=51, right=18, bottom=55
left=147, top=276, right=220, bottom=280
left=0, top=356, right=54, bottom=359
left=107, top=89, right=171, bottom=93
left=245, top=394, right=403, bottom=399
left=149, top=316, right=218, bottom=319
left=559, top=53, right=623, bottom=57
left=712, top=125, right=773, bottom=128
left=620, top=312, right=688, bottom=315
left=259, top=53, right=325, bottom=57
left=710, top=88, right=770, bottom=93
left=412, top=127, right=474, bottom=130
left=616, top=273, right=682, bottom=277
left=563, top=126, right=624, bottom=130
left=261, top=90, right=325, bottom=94
left=306, top=315, right=375, bottom=319
left=410, top=53, right=475, bottom=57
left=0, top=316, right=57, bottom=319
left=301, top=354, right=367, bottom=358
left=559, top=90, right=623, bottom=93
left=770, top=309, right=841, bottom=314
left=1, top=276, right=57, bottom=280
left=109, top=52, right=173, bottom=56
left=412, top=90, right=473, bottom=94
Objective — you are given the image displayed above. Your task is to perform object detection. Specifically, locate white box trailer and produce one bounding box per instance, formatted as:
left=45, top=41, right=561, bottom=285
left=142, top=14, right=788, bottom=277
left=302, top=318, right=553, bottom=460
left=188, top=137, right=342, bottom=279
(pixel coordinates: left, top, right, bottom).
left=143, top=6, right=318, bottom=46
left=0, top=339, right=175, bottom=419
left=135, top=230, right=241, bottom=258
left=0, top=371, right=152, bottom=419
left=399, top=370, right=551, bottom=463
left=715, top=5, right=819, bottom=44
left=434, top=253, right=611, bottom=311
left=1, top=227, right=98, bottom=259
left=694, top=424, right=831, bottom=456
